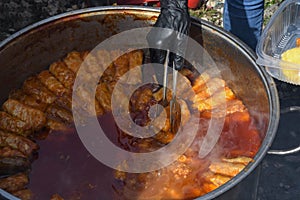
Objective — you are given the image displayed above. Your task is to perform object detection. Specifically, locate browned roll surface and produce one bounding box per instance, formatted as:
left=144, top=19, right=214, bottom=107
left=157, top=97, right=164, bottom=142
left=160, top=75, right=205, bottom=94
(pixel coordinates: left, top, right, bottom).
left=3, top=99, right=47, bottom=131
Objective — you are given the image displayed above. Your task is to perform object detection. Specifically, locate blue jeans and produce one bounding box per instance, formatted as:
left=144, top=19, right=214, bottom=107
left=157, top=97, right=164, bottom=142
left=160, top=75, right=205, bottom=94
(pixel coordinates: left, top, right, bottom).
left=223, top=0, right=264, bottom=50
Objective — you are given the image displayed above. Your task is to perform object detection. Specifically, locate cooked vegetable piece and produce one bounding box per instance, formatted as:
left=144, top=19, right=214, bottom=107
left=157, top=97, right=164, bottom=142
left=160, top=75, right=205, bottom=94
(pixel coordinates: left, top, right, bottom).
left=0, top=131, right=38, bottom=156
left=201, top=99, right=246, bottom=118
left=55, top=94, right=73, bottom=111
left=0, top=173, right=28, bottom=193
left=51, top=193, right=64, bottom=200
left=23, top=76, right=57, bottom=104
left=9, top=89, right=47, bottom=111
left=46, top=119, right=68, bottom=131
left=46, top=104, right=73, bottom=124
left=49, top=61, right=75, bottom=90
left=193, top=86, right=236, bottom=112
left=0, top=112, right=31, bottom=135
left=73, top=82, right=103, bottom=116
left=0, top=157, right=30, bottom=176
left=130, top=87, right=153, bottom=112
left=192, top=72, right=211, bottom=93
left=3, top=99, right=46, bottom=131
left=11, top=189, right=32, bottom=200
left=113, top=52, right=129, bottom=79
left=38, top=70, right=70, bottom=96
left=0, top=147, right=26, bottom=158
left=124, top=50, right=143, bottom=85
left=203, top=171, right=230, bottom=187
left=96, top=82, right=112, bottom=112
left=209, top=161, right=245, bottom=177
left=63, top=51, right=83, bottom=74
left=80, top=51, right=105, bottom=81
left=221, top=156, right=252, bottom=165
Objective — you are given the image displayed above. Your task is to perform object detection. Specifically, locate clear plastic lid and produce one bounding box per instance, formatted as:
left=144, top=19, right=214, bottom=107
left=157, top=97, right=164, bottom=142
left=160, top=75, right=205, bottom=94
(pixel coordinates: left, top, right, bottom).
left=256, top=0, right=300, bottom=85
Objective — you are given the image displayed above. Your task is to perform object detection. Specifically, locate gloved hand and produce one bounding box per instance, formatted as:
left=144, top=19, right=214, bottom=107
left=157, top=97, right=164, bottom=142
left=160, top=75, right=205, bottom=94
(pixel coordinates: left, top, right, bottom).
left=147, top=0, right=190, bottom=85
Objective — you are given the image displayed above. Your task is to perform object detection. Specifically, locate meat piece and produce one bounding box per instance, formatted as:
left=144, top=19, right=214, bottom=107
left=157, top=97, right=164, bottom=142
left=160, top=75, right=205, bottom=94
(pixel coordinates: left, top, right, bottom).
left=46, top=119, right=68, bottom=131
left=128, top=50, right=143, bottom=69
left=3, top=99, right=46, bottom=131
left=80, top=51, right=104, bottom=80
left=55, top=94, right=73, bottom=111
left=152, top=101, right=185, bottom=134
left=0, top=157, right=30, bottom=176
left=202, top=171, right=230, bottom=188
left=95, top=50, right=113, bottom=71
left=38, top=70, right=70, bottom=97
left=193, top=86, right=236, bottom=112
left=178, top=99, right=191, bottom=126
left=101, top=64, right=116, bottom=82
left=179, top=68, right=194, bottom=80
left=130, top=87, right=153, bottom=112
left=73, top=82, right=103, bottom=116
left=0, top=147, right=26, bottom=158
left=51, top=194, right=64, bottom=200
left=153, top=110, right=171, bottom=133
left=152, top=87, right=172, bottom=102
left=49, top=61, right=76, bottom=90
left=192, top=78, right=226, bottom=103
left=0, top=112, right=31, bottom=135
left=96, top=50, right=117, bottom=82
left=63, top=51, right=83, bottom=74
left=165, top=74, right=194, bottom=101
left=11, top=189, right=32, bottom=200
left=23, top=76, right=57, bottom=104
left=9, top=90, right=47, bottom=111
left=209, top=161, right=246, bottom=177
left=125, top=50, right=143, bottom=84
left=192, top=72, right=211, bottom=93
left=154, top=131, right=174, bottom=144
left=202, top=182, right=218, bottom=194
left=0, top=131, right=39, bottom=156
left=46, top=104, right=73, bottom=124
left=111, top=83, right=129, bottom=114
left=96, top=82, right=112, bottom=112
left=221, top=156, right=253, bottom=165
left=95, top=101, right=105, bottom=116
left=0, top=173, right=29, bottom=193
left=113, top=52, right=129, bottom=80
left=201, top=99, right=247, bottom=119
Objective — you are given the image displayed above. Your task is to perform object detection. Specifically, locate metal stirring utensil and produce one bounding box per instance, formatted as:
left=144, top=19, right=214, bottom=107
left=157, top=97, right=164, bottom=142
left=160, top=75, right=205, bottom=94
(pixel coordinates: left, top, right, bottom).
left=161, top=50, right=170, bottom=106
left=154, top=49, right=179, bottom=132
left=163, top=50, right=179, bottom=132
left=170, top=62, right=179, bottom=132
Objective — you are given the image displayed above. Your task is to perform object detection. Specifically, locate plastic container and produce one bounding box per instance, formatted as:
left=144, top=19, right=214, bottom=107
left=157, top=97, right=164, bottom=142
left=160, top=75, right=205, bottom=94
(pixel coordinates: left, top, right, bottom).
left=256, top=0, right=300, bottom=85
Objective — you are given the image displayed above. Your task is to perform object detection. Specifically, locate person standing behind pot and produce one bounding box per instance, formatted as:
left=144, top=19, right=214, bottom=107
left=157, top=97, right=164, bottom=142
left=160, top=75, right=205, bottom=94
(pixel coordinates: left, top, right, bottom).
left=146, top=0, right=264, bottom=85
left=223, top=0, right=264, bottom=51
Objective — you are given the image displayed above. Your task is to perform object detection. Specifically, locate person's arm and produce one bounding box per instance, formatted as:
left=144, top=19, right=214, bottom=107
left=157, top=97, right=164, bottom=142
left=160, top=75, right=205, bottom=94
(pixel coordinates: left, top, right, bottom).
left=147, top=0, right=191, bottom=85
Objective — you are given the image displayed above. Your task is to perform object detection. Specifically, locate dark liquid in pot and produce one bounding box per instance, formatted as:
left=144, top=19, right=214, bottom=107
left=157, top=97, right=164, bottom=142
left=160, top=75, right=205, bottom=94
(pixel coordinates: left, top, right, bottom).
left=28, top=110, right=265, bottom=199
left=29, top=113, right=123, bottom=200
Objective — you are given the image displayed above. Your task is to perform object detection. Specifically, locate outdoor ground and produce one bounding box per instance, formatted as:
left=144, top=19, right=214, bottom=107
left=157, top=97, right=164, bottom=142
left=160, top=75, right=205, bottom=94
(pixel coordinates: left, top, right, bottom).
left=190, top=0, right=284, bottom=27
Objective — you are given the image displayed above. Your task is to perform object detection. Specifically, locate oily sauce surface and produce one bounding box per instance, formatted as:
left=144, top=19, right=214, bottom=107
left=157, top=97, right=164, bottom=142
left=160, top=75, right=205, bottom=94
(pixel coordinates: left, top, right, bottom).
left=29, top=114, right=122, bottom=200
left=28, top=110, right=263, bottom=199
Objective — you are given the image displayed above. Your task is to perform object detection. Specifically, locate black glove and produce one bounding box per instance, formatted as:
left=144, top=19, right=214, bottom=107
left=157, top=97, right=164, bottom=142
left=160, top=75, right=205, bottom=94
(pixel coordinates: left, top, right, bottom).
left=147, top=0, right=190, bottom=85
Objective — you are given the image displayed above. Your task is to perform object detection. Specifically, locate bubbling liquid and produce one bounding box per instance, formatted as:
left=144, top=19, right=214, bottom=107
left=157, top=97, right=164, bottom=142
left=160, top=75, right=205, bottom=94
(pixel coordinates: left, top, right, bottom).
left=28, top=99, right=264, bottom=200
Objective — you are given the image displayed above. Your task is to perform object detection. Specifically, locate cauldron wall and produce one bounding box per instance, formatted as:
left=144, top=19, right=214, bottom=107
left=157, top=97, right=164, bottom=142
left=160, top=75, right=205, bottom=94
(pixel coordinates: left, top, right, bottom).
left=0, top=6, right=279, bottom=200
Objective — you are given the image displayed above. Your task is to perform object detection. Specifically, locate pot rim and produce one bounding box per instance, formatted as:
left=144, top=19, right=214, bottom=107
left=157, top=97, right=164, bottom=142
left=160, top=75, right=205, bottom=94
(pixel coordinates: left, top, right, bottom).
left=0, top=6, right=280, bottom=200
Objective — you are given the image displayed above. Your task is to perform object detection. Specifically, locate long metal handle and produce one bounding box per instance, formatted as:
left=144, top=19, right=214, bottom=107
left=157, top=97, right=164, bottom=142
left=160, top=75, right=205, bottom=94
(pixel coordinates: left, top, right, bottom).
left=170, top=63, right=178, bottom=132
left=268, top=146, right=300, bottom=155
left=162, top=50, right=170, bottom=102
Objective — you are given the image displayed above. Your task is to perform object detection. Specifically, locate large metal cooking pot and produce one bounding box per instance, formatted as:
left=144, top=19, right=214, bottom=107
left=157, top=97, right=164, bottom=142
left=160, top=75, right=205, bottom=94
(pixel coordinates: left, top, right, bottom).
left=0, top=6, right=279, bottom=200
